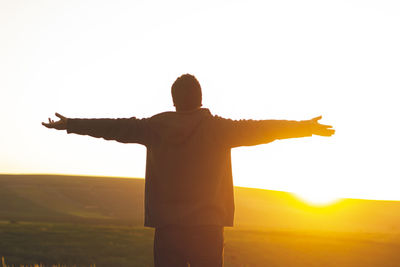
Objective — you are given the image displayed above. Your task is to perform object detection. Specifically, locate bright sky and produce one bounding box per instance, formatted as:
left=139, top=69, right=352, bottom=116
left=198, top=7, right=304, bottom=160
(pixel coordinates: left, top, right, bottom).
left=1, top=0, right=399, bottom=202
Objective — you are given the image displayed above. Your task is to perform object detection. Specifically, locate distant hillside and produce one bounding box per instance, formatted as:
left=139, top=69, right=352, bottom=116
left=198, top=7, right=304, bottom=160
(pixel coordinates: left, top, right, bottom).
left=0, top=174, right=144, bottom=225
left=1, top=174, right=400, bottom=233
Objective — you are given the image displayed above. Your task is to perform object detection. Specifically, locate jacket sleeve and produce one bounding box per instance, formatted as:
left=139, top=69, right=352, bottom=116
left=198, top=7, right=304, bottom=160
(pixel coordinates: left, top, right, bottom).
left=214, top=116, right=313, bottom=148
left=66, top=117, right=150, bottom=145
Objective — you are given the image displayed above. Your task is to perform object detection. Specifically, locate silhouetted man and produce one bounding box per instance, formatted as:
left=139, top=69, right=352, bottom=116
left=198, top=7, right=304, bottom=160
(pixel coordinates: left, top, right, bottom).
left=42, top=74, right=335, bottom=267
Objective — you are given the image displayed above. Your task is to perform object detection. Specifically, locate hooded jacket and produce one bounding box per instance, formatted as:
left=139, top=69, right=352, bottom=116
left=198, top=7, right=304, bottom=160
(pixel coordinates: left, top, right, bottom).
left=67, top=108, right=312, bottom=227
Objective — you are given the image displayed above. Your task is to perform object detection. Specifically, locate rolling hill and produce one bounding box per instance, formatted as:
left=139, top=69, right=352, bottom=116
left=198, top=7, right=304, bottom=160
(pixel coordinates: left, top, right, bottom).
left=1, top=174, right=400, bottom=233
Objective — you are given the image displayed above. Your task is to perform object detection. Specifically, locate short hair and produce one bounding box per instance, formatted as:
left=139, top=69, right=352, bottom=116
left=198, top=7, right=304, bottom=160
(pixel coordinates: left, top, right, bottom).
left=171, top=74, right=202, bottom=111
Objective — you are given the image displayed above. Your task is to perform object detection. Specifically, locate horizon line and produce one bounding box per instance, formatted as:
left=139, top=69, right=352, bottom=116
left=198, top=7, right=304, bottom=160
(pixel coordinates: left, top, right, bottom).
left=1, top=172, right=399, bottom=203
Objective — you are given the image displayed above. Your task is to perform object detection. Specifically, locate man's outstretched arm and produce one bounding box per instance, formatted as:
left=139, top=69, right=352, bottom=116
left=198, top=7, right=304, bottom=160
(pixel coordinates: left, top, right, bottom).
left=42, top=113, right=149, bottom=144
left=216, top=115, right=335, bottom=147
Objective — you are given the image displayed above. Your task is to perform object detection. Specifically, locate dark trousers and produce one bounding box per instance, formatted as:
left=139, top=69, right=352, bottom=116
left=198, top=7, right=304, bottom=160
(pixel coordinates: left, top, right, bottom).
left=154, top=225, right=224, bottom=267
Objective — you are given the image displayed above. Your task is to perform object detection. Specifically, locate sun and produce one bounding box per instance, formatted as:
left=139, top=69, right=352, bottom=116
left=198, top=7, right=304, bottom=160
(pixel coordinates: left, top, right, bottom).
left=294, top=190, right=341, bottom=206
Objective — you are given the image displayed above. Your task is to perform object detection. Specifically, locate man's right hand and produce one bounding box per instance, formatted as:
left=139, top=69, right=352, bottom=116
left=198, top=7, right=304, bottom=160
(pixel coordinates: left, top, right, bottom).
left=42, top=113, right=68, bottom=130
left=304, top=116, right=335, bottom=137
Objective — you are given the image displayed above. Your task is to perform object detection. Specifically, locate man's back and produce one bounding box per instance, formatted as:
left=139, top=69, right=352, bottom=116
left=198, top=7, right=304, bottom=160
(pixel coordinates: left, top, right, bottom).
left=143, top=108, right=235, bottom=227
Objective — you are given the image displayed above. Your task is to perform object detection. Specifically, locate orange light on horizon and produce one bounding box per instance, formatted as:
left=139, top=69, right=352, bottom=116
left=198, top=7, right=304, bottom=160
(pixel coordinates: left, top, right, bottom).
left=293, top=191, right=342, bottom=206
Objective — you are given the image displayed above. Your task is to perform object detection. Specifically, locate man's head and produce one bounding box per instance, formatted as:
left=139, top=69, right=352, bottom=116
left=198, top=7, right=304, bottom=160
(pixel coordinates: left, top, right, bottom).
left=171, top=74, right=202, bottom=112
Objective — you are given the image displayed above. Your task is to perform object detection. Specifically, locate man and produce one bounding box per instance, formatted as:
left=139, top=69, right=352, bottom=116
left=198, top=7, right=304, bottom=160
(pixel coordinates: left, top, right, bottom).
left=42, top=74, right=335, bottom=267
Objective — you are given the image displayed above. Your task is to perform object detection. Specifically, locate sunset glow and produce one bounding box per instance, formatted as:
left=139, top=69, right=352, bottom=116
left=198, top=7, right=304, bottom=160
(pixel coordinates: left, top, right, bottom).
left=294, top=191, right=341, bottom=206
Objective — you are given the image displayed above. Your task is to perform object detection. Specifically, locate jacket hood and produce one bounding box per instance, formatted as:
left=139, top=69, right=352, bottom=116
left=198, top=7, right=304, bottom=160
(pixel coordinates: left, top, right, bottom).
left=149, top=108, right=212, bottom=144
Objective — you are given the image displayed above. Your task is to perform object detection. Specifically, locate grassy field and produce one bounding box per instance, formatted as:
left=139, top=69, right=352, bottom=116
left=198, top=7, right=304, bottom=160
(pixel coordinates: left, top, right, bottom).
left=1, top=221, right=400, bottom=267
left=1, top=174, right=400, bottom=266
left=0, top=221, right=152, bottom=267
